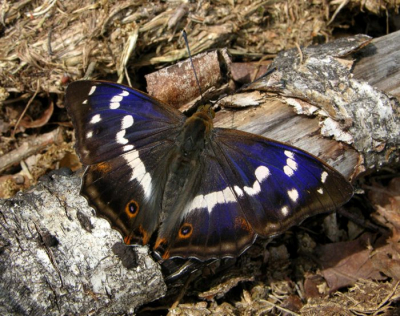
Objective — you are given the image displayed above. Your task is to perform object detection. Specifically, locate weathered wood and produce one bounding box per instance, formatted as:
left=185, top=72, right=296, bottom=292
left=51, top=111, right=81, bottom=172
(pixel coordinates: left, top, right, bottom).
left=148, top=34, right=399, bottom=180
left=243, top=34, right=399, bottom=174
left=353, top=30, right=400, bottom=97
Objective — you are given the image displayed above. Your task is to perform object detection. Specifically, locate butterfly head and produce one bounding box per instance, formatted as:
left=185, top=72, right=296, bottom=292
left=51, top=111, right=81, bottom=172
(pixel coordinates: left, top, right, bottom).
left=178, top=104, right=215, bottom=158
left=196, top=104, right=215, bottom=119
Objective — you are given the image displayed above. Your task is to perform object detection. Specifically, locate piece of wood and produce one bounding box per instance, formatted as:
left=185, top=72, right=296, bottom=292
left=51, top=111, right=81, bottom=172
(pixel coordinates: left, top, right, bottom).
left=145, top=49, right=233, bottom=111
left=352, top=30, right=400, bottom=97
left=244, top=34, right=399, bottom=175
left=147, top=34, right=400, bottom=180
left=0, top=127, right=65, bottom=173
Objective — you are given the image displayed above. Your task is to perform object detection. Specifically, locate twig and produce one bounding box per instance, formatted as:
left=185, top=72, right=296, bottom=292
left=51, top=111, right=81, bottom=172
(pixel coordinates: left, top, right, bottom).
left=327, top=0, right=350, bottom=25
left=294, top=42, right=303, bottom=64
left=170, top=273, right=195, bottom=309
left=12, top=79, right=41, bottom=138
left=0, top=127, right=64, bottom=173
left=375, top=281, right=400, bottom=311
left=48, top=28, right=53, bottom=56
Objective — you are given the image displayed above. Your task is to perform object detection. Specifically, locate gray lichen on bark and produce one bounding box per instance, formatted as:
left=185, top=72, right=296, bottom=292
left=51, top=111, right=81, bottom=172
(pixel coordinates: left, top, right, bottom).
left=249, top=34, right=400, bottom=170
left=0, top=171, right=166, bottom=315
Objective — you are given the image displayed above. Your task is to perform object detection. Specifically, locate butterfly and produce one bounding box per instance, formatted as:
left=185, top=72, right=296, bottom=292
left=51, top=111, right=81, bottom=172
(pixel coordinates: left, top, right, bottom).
left=65, top=80, right=353, bottom=260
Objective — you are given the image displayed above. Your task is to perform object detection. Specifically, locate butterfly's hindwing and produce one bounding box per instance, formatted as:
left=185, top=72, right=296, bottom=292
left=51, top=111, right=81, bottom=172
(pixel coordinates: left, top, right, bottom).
left=82, top=139, right=180, bottom=246
left=154, top=154, right=256, bottom=260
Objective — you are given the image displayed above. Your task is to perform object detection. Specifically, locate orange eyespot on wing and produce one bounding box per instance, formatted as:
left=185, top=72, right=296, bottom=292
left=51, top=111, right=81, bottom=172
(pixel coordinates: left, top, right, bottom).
left=154, top=238, right=171, bottom=259
left=125, top=200, right=139, bottom=218
left=124, top=235, right=133, bottom=245
left=178, top=223, right=193, bottom=239
left=92, top=162, right=112, bottom=174
left=123, top=225, right=150, bottom=245
left=234, top=216, right=252, bottom=232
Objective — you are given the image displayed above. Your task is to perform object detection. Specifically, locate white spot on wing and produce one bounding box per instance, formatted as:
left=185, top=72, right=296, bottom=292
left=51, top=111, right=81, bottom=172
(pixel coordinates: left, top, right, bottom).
left=110, top=102, right=120, bottom=109
left=284, top=165, right=294, bottom=177
left=281, top=206, right=289, bottom=216
left=125, top=150, right=153, bottom=199
left=82, top=99, right=88, bottom=104
left=317, top=187, right=324, bottom=194
left=141, top=173, right=153, bottom=199
left=188, top=186, right=237, bottom=214
left=121, top=115, right=134, bottom=129
left=243, top=165, right=270, bottom=197
left=190, top=194, right=205, bottom=211
left=283, top=158, right=297, bottom=177
left=90, top=114, right=101, bottom=124
left=109, top=91, right=129, bottom=109
left=244, top=181, right=261, bottom=196
left=284, top=150, right=294, bottom=159
left=123, top=144, right=134, bottom=151
left=287, top=158, right=297, bottom=171
left=130, top=152, right=146, bottom=178
left=205, top=191, right=219, bottom=214
left=255, top=166, right=270, bottom=182
left=116, top=130, right=129, bottom=144
left=234, top=186, right=244, bottom=197
left=88, top=86, right=97, bottom=95
left=86, top=131, right=93, bottom=138
left=321, top=171, right=328, bottom=183
left=288, top=188, right=299, bottom=202
left=222, top=187, right=236, bottom=203
left=111, top=95, right=123, bottom=102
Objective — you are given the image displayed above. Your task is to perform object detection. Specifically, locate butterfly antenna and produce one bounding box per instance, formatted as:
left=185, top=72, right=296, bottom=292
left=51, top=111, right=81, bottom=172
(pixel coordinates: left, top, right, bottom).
left=235, top=66, right=277, bottom=94
left=182, top=30, right=205, bottom=105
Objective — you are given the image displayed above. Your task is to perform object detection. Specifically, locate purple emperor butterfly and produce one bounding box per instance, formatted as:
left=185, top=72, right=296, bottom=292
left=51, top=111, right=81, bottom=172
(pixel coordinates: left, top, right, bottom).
left=65, top=80, right=353, bottom=260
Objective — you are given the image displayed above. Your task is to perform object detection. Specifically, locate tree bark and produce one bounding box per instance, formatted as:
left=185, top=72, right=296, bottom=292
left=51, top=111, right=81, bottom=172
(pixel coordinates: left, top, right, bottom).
left=0, top=171, right=165, bottom=315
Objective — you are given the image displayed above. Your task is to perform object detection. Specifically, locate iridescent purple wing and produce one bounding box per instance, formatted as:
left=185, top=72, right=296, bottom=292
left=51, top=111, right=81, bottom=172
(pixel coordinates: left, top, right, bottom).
left=65, top=80, right=186, bottom=246
left=154, top=128, right=352, bottom=259
left=65, top=80, right=185, bottom=165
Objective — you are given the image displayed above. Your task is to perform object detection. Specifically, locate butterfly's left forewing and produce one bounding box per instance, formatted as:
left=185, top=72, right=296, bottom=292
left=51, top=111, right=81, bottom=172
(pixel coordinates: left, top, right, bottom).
left=65, top=80, right=185, bottom=165
left=65, top=80, right=185, bottom=246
